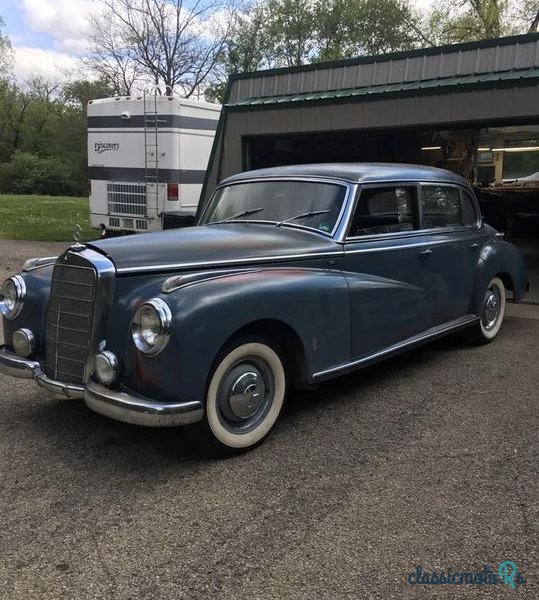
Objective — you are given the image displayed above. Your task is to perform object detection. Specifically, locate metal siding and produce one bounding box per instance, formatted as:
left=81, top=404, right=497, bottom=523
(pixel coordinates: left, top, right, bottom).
left=497, top=44, right=518, bottom=70
left=438, top=52, right=458, bottom=77
left=389, top=59, right=407, bottom=83
left=424, top=53, right=442, bottom=79
left=228, top=39, right=539, bottom=103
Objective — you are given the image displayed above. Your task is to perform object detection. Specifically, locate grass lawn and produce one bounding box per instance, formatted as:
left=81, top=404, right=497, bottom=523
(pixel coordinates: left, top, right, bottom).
left=0, top=194, right=96, bottom=242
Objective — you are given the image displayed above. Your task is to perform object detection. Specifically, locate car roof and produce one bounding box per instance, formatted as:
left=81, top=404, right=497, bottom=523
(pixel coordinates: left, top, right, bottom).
left=221, top=163, right=468, bottom=186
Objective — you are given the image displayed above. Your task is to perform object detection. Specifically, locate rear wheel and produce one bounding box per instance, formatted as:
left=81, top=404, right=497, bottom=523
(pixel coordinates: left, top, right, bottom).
left=464, top=276, right=506, bottom=345
left=188, top=338, right=286, bottom=455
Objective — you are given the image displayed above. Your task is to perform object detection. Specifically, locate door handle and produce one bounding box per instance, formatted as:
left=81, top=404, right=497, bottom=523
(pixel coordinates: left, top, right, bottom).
left=469, top=243, right=480, bottom=250
left=419, top=248, right=432, bottom=256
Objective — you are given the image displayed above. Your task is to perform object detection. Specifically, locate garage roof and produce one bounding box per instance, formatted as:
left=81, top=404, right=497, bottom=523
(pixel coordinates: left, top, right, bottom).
left=227, top=66, right=539, bottom=110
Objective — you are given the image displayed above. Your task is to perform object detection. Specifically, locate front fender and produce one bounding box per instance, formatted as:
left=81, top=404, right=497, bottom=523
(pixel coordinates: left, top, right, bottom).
left=113, top=267, right=350, bottom=404
left=475, top=239, right=528, bottom=309
left=1, top=265, right=54, bottom=355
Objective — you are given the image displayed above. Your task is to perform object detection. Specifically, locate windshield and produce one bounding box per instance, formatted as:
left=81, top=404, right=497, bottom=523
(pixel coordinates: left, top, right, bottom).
left=201, top=180, right=347, bottom=234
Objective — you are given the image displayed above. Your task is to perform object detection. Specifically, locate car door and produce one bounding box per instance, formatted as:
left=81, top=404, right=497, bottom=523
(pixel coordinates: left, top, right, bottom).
left=343, top=184, right=433, bottom=360
left=418, top=184, right=485, bottom=325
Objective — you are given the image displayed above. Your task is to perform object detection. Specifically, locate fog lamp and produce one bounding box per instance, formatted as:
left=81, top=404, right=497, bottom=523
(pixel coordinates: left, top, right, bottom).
left=94, top=351, right=120, bottom=386
left=12, top=328, right=35, bottom=358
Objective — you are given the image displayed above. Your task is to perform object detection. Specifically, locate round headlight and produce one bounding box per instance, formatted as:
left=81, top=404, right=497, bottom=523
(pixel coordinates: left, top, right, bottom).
left=12, top=328, right=35, bottom=358
left=94, top=351, right=120, bottom=386
left=0, top=275, right=26, bottom=320
left=131, top=298, right=172, bottom=356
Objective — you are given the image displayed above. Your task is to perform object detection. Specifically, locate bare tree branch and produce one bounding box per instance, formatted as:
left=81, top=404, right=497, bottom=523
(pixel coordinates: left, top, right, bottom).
left=85, top=0, right=239, bottom=97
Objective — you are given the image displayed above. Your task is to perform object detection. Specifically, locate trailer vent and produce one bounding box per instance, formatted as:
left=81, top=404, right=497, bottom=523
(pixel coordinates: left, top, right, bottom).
left=107, top=183, right=147, bottom=216
left=135, top=219, right=149, bottom=230
left=109, top=217, right=120, bottom=228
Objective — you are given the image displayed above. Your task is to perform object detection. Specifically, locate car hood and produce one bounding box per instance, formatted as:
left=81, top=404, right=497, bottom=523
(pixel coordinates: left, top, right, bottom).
left=87, top=224, right=340, bottom=274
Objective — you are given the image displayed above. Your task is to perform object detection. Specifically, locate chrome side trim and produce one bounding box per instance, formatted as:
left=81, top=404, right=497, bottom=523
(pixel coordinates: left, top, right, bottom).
left=117, top=250, right=344, bottom=275
left=313, top=314, right=479, bottom=380
left=84, top=381, right=204, bottom=427
left=162, top=268, right=261, bottom=293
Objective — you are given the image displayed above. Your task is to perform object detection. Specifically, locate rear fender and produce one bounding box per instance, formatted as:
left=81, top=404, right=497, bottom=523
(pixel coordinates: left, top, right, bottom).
left=474, top=239, right=528, bottom=310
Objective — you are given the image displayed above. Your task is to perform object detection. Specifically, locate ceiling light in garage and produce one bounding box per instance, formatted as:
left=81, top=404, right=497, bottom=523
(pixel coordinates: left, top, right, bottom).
left=421, top=146, right=442, bottom=151
left=492, top=146, right=539, bottom=152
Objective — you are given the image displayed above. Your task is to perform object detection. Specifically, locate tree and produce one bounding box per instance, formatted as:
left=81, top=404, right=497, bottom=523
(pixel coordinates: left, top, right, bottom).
left=0, top=15, right=13, bottom=79
left=62, top=78, right=117, bottom=109
left=520, top=0, right=539, bottom=31
left=206, top=0, right=422, bottom=101
left=422, top=0, right=526, bottom=45
left=315, top=0, right=418, bottom=60
left=266, top=0, right=316, bottom=67
left=86, top=0, right=238, bottom=97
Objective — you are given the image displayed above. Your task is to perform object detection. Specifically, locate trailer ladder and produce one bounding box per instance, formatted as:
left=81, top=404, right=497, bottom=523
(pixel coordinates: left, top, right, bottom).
left=143, top=91, right=166, bottom=224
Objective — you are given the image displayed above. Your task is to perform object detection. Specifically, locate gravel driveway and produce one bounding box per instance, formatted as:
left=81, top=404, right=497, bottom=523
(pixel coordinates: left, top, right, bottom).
left=0, top=239, right=537, bottom=599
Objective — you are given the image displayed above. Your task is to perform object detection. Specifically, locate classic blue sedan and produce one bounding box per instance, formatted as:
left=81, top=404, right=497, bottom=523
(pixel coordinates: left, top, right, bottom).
left=0, top=164, right=528, bottom=454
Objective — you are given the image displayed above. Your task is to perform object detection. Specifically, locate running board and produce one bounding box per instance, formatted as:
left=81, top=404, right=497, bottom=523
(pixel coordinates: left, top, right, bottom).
left=313, top=314, right=479, bottom=381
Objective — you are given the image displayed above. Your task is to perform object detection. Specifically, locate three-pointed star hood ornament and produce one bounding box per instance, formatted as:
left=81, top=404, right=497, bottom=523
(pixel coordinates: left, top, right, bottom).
left=70, top=223, right=85, bottom=251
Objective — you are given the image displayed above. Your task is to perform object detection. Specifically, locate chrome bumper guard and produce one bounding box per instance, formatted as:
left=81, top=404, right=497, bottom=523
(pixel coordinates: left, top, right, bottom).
left=0, top=346, right=203, bottom=427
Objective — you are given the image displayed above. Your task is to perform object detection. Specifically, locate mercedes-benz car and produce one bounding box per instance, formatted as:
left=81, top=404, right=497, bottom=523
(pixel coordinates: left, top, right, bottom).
left=0, top=164, right=528, bottom=454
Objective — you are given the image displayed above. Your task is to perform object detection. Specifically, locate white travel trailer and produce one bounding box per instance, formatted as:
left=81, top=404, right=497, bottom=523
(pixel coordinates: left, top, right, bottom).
left=87, top=94, right=220, bottom=234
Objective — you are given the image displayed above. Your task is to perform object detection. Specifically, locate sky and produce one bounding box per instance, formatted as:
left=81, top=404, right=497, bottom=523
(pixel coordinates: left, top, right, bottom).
left=1, top=0, right=435, bottom=84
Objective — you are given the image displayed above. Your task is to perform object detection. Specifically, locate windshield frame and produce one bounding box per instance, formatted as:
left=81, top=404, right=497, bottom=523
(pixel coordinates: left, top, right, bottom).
left=199, top=176, right=354, bottom=239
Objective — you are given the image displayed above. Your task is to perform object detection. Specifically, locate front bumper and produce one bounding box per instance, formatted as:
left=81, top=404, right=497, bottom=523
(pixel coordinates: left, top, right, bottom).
left=0, top=346, right=203, bottom=427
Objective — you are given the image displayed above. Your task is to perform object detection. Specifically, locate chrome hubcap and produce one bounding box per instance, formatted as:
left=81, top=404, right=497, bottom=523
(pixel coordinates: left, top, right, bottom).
left=217, top=359, right=273, bottom=431
left=228, top=370, right=265, bottom=419
left=482, top=286, right=501, bottom=330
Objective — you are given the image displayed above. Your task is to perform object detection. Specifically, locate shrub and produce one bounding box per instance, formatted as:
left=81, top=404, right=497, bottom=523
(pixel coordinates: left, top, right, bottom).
left=0, top=152, right=85, bottom=196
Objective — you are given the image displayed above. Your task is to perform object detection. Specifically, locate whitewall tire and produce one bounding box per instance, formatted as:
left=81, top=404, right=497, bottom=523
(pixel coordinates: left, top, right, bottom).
left=465, top=276, right=506, bottom=345
left=196, top=340, right=287, bottom=453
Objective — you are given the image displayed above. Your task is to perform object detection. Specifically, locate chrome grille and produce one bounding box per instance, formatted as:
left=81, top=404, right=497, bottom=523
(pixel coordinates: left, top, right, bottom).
left=45, top=261, right=97, bottom=383
left=107, top=182, right=147, bottom=216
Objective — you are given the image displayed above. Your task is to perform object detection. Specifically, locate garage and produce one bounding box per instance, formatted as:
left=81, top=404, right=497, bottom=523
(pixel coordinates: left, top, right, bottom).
left=201, top=33, right=539, bottom=302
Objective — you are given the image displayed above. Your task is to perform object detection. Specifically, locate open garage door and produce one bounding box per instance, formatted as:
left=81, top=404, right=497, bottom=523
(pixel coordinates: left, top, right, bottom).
left=244, top=127, right=478, bottom=181
left=245, top=127, right=539, bottom=304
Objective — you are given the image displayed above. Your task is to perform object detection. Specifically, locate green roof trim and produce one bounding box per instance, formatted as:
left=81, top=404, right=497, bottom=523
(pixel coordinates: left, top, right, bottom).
left=229, top=33, right=539, bottom=82
left=225, top=67, right=539, bottom=111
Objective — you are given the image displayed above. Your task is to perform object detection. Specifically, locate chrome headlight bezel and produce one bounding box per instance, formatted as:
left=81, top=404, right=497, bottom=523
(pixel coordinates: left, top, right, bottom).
left=0, top=275, right=26, bottom=320
left=131, top=298, right=172, bottom=356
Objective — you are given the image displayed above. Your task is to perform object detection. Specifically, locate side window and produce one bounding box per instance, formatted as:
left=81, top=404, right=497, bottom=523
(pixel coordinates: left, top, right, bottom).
left=421, top=186, right=462, bottom=229
left=461, top=190, right=478, bottom=227
left=349, top=186, right=418, bottom=237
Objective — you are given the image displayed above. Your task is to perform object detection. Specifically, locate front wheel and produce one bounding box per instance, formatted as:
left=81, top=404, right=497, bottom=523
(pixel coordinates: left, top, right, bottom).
left=188, top=339, right=287, bottom=455
left=464, top=276, right=506, bottom=345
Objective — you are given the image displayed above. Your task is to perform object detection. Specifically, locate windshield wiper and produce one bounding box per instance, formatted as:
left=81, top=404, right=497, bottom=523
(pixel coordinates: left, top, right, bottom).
left=276, top=209, right=331, bottom=227
left=208, top=207, right=264, bottom=225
